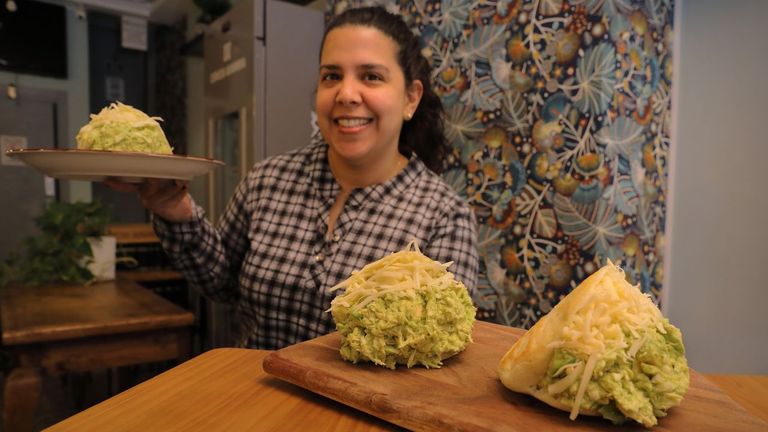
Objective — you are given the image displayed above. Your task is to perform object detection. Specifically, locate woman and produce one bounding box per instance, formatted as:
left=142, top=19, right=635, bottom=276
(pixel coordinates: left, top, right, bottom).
left=109, top=7, right=478, bottom=349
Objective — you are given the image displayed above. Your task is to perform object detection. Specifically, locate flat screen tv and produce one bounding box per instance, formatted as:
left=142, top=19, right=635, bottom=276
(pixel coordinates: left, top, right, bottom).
left=0, top=0, right=67, bottom=78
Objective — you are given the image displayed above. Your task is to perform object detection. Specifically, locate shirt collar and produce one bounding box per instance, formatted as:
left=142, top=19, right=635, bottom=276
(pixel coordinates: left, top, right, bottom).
left=307, top=140, right=339, bottom=201
left=347, top=152, right=421, bottom=208
left=307, top=141, right=424, bottom=207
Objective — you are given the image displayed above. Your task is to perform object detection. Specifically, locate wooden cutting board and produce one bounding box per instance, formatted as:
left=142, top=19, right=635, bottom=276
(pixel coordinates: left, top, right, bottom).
left=262, top=321, right=767, bottom=431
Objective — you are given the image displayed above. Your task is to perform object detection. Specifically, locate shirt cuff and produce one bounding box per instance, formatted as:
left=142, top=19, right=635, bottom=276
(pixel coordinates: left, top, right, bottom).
left=152, top=204, right=206, bottom=244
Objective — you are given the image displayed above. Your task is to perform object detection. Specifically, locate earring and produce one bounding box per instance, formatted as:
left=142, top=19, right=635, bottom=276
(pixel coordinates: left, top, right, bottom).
left=405, top=112, right=413, bottom=121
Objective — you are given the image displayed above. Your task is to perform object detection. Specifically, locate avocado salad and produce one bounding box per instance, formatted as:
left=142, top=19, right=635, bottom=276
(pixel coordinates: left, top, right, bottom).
left=329, top=241, right=476, bottom=369
left=76, top=102, right=172, bottom=154
left=533, top=264, right=689, bottom=427
left=539, top=319, right=688, bottom=427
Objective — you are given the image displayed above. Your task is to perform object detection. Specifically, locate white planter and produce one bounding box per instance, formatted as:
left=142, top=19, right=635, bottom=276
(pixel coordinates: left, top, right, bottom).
left=86, top=235, right=116, bottom=282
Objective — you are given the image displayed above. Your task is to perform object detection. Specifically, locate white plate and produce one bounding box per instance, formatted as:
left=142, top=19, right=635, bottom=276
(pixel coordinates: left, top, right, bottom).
left=5, top=149, right=225, bottom=183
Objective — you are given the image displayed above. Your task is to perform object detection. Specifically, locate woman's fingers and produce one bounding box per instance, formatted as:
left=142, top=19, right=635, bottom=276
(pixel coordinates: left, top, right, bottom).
left=140, top=180, right=184, bottom=207
left=138, top=179, right=194, bottom=222
left=139, top=178, right=181, bottom=200
left=105, top=178, right=193, bottom=222
left=104, top=178, right=140, bottom=193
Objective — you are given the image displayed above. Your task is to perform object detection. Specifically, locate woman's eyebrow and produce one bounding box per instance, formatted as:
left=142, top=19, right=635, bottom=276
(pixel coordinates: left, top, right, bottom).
left=359, top=64, right=389, bottom=73
left=318, top=64, right=390, bottom=73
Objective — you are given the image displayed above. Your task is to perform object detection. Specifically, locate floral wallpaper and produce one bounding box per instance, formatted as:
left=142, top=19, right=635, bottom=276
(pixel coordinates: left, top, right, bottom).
left=327, top=0, right=675, bottom=328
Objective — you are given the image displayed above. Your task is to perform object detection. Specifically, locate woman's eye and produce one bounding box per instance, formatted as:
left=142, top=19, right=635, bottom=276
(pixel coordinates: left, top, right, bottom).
left=364, top=73, right=382, bottom=81
left=321, top=73, right=340, bottom=81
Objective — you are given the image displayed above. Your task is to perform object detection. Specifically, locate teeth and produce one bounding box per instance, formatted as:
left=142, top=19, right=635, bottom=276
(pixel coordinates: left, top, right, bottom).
left=337, top=118, right=370, bottom=127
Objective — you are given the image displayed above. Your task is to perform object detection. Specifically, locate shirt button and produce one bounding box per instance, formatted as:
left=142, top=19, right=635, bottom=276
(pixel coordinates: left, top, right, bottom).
left=314, top=253, right=324, bottom=262
left=332, top=233, right=341, bottom=242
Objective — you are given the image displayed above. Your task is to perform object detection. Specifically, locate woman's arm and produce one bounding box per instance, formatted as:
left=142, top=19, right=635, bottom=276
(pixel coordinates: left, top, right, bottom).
left=425, top=202, right=479, bottom=293
left=149, top=177, right=253, bottom=303
left=106, top=177, right=244, bottom=302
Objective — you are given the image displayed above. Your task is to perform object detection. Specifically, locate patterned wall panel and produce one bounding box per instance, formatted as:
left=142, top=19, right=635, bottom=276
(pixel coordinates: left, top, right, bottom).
left=326, top=0, right=675, bottom=327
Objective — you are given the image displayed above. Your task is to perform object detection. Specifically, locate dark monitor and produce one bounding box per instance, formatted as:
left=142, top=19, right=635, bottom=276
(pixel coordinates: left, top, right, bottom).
left=0, top=0, right=68, bottom=78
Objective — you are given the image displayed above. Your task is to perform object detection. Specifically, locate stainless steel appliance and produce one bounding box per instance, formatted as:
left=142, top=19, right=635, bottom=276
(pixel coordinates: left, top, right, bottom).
left=202, top=0, right=323, bottom=347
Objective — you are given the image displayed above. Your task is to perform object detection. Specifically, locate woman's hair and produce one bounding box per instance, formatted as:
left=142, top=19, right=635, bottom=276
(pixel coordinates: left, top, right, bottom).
left=322, top=7, right=449, bottom=174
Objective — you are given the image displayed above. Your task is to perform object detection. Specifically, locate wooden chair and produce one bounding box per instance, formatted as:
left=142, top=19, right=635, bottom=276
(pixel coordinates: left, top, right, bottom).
left=107, top=223, right=204, bottom=357
left=107, top=224, right=183, bottom=283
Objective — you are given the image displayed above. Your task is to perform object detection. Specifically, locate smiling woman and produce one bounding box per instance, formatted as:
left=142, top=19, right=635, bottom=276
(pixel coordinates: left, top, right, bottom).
left=106, top=6, right=479, bottom=351
left=316, top=25, right=422, bottom=189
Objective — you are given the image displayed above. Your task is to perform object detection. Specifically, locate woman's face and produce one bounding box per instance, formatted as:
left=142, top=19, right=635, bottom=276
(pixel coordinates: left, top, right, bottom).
left=316, top=25, right=422, bottom=168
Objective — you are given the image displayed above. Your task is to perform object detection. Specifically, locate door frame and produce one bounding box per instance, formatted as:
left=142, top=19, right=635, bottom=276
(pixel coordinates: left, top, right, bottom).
left=1, top=83, right=69, bottom=146
left=0, top=83, right=69, bottom=198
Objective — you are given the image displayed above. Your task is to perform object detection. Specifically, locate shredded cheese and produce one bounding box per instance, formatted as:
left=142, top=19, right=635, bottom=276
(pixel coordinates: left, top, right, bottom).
left=553, top=261, right=665, bottom=420
left=556, top=264, right=662, bottom=354
left=570, top=352, right=599, bottom=420
left=328, top=240, right=456, bottom=312
left=548, top=362, right=584, bottom=394
left=627, top=333, right=648, bottom=359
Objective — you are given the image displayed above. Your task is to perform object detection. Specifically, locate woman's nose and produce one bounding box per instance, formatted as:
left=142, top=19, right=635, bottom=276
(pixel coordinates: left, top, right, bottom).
left=335, top=78, right=362, bottom=105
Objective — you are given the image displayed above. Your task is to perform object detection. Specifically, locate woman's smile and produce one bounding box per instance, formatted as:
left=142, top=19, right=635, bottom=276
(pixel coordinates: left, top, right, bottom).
left=335, top=116, right=373, bottom=131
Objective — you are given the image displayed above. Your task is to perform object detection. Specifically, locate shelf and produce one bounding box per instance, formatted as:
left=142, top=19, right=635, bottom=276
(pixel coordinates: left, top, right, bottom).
left=108, top=224, right=160, bottom=244
left=118, top=270, right=183, bottom=282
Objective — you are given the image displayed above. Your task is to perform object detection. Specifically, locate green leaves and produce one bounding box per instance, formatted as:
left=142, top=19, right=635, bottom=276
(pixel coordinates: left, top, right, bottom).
left=0, top=200, right=111, bottom=287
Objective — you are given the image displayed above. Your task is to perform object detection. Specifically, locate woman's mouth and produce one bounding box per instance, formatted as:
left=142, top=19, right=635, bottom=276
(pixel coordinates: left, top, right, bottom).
left=335, top=117, right=372, bottom=128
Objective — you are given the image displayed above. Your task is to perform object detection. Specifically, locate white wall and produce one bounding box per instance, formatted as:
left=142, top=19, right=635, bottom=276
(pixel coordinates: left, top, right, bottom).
left=666, top=0, right=768, bottom=374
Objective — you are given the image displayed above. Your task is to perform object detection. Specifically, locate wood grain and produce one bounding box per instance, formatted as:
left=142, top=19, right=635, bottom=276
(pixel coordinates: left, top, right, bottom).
left=705, top=375, right=768, bottom=423
left=4, top=368, right=41, bottom=432
left=46, top=349, right=399, bottom=432
left=263, top=320, right=768, bottom=432
left=2, top=279, right=195, bottom=432
left=1, top=279, right=193, bottom=345
left=44, top=347, right=768, bottom=432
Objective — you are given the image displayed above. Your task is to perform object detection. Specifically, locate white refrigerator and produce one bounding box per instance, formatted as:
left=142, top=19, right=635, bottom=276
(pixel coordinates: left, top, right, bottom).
left=201, top=0, right=324, bottom=348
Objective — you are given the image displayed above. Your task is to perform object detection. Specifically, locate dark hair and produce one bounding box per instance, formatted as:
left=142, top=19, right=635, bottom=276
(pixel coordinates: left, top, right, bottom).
left=322, top=7, right=449, bottom=174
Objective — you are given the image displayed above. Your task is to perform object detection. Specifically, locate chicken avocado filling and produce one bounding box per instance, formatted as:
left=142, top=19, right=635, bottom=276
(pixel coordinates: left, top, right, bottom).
left=329, top=242, right=476, bottom=369
left=537, top=319, right=689, bottom=427
left=76, top=102, right=173, bottom=154
left=332, top=279, right=474, bottom=369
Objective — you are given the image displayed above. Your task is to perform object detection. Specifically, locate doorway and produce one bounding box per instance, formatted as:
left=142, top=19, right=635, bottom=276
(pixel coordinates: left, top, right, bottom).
left=0, top=85, right=67, bottom=261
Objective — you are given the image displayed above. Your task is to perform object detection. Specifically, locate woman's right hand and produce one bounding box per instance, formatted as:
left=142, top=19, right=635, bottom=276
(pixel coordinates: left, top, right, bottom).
left=104, top=178, right=194, bottom=223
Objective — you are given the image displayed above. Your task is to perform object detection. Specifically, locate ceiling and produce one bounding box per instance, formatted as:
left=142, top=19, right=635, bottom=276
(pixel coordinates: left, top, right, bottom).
left=34, top=0, right=190, bottom=25
left=39, top=0, right=320, bottom=25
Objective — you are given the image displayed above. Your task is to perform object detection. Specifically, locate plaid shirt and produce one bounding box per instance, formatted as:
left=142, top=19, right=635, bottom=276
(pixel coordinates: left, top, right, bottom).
left=154, top=140, right=478, bottom=349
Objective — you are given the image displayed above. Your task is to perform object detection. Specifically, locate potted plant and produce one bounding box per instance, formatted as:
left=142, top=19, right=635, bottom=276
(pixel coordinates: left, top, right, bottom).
left=0, top=200, right=113, bottom=287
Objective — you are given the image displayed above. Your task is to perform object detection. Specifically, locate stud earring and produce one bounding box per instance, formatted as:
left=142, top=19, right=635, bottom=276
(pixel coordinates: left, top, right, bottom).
left=405, top=113, right=413, bottom=121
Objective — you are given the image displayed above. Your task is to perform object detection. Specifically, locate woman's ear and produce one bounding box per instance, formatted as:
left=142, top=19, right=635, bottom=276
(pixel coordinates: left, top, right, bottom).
left=405, top=79, right=424, bottom=118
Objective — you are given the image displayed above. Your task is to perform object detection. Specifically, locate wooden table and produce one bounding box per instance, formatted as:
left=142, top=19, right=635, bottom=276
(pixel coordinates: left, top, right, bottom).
left=704, top=374, right=768, bottom=424
left=45, top=348, right=768, bottom=432
left=1, top=279, right=195, bottom=432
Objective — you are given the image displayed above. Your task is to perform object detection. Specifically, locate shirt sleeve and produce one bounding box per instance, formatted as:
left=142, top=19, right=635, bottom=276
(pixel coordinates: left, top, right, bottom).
left=152, top=176, right=253, bottom=303
left=424, top=199, right=479, bottom=295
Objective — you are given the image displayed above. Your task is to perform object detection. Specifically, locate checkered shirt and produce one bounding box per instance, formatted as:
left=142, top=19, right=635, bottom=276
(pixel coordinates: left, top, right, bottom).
left=154, top=140, right=479, bottom=349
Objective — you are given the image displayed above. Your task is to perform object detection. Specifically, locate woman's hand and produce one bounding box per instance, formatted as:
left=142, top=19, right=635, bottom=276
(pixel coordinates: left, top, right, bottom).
left=104, top=178, right=194, bottom=223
